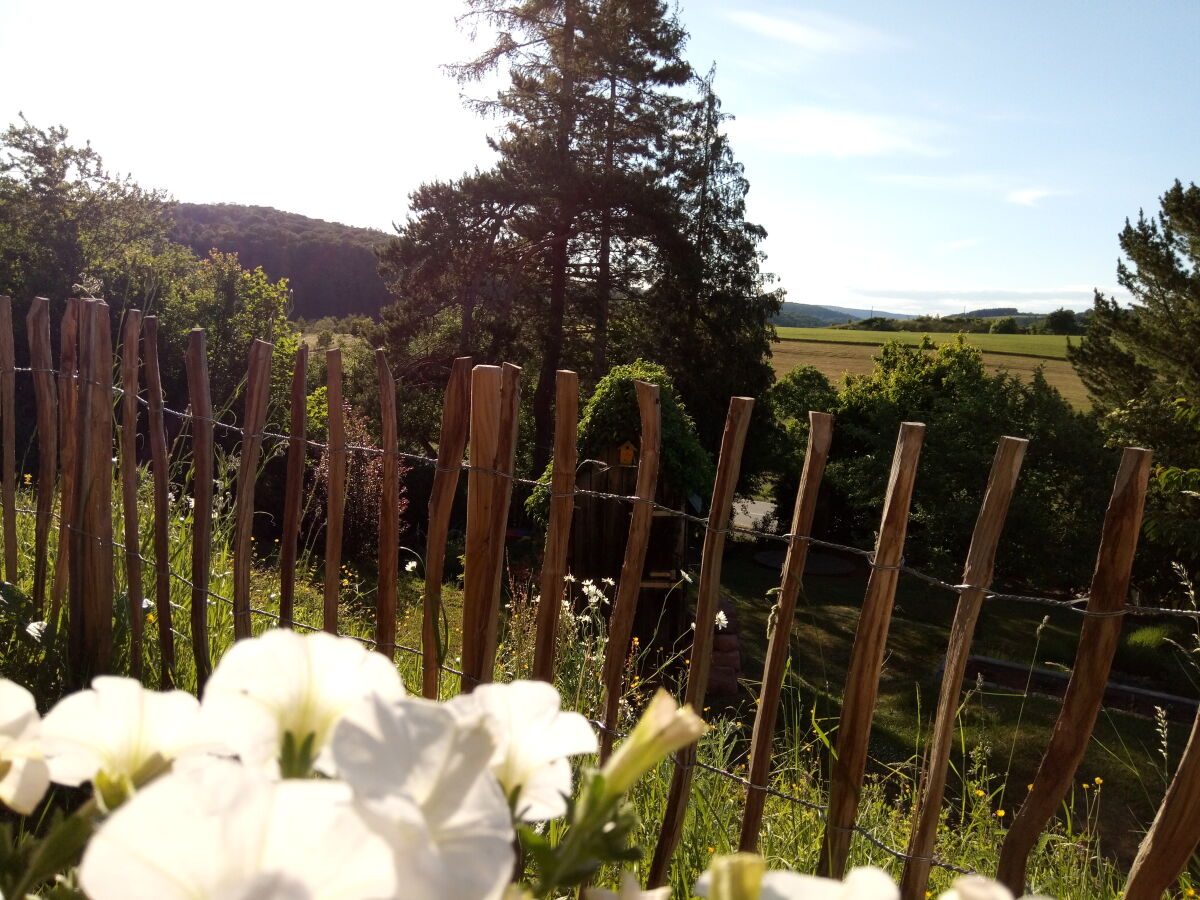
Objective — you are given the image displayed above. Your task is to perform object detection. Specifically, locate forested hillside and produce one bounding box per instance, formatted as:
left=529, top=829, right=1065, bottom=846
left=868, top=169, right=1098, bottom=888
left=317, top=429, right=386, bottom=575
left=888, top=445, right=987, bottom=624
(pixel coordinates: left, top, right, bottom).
left=170, top=203, right=394, bottom=318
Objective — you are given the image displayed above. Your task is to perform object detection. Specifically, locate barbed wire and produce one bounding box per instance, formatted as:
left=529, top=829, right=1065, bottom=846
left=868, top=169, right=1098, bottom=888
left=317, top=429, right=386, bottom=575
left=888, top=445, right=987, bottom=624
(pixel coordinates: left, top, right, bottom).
left=11, top=363, right=1199, bottom=624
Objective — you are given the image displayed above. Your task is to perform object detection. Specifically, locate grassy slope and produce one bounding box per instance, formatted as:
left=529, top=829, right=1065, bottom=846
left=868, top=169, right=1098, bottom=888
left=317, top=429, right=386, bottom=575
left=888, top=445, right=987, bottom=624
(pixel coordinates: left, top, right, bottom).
left=770, top=337, right=1090, bottom=410
left=774, top=327, right=1072, bottom=359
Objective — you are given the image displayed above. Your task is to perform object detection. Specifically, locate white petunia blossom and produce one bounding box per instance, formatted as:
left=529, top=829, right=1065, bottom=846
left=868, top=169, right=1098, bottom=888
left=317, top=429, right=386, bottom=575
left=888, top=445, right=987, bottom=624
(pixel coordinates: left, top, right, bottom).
left=586, top=871, right=671, bottom=899
left=696, top=854, right=898, bottom=900
left=405, top=559, right=418, bottom=573
left=714, top=611, right=729, bottom=630
left=938, top=875, right=1054, bottom=900
left=40, top=676, right=206, bottom=808
left=0, top=679, right=50, bottom=815
left=79, top=759, right=396, bottom=900
left=602, top=689, right=705, bottom=796
left=201, top=629, right=405, bottom=776
left=332, top=695, right=514, bottom=900
left=449, top=680, right=598, bottom=820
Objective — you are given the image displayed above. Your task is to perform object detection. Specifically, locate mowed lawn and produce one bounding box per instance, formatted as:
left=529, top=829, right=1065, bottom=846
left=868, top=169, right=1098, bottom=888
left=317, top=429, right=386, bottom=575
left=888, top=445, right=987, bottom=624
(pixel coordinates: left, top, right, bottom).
left=771, top=336, right=1091, bottom=409
left=774, top=326, right=1071, bottom=359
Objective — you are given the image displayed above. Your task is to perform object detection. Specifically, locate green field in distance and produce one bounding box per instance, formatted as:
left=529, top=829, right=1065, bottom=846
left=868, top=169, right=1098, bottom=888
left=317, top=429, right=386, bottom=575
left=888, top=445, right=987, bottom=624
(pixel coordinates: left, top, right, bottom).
left=773, top=326, right=1071, bottom=360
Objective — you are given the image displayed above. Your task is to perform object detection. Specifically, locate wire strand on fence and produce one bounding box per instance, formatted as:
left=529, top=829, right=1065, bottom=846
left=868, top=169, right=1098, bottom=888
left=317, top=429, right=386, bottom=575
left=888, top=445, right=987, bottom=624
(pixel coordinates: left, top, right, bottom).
left=14, top=499, right=974, bottom=876
left=12, top=361, right=1199, bottom=626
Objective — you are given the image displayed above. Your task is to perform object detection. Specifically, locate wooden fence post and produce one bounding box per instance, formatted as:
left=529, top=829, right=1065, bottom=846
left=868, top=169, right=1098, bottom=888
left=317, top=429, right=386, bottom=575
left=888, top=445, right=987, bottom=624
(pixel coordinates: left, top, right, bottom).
left=533, top=370, right=578, bottom=683
left=900, top=436, right=1028, bottom=899
left=479, top=362, right=521, bottom=676
left=232, top=340, right=273, bottom=641
left=323, top=348, right=346, bottom=634
left=51, top=300, right=79, bottom=629
left=460, top=363, right=521, bottom=690
left=1124, top=704, right=1200, bottom=899
left=739, top=411, right=834, bottom=852
left=598, top=381, right=661, bottom=762
left=26, top=298, right=57, bottom=615
left=142, top=316, right=175, bottom=687
left=118, top=309, right=144, bottom=680
left=996, top=446, right=1153, bottom=893
left=68, top=301, right=115, bottom=684
left=279, top=344, right=308, bottom=630
left=461, top=365, right=501, bottom=691
left=818, top=421, right=925, bottom=878
left=423, top=356, right=472, bottom=697
left=649, top=396, right=755, bottom=888
left=184, top=328, right=214, bottom=689
left=375, top=349, right=398, bottom=658
left=0, top=296, right=16, bottom=583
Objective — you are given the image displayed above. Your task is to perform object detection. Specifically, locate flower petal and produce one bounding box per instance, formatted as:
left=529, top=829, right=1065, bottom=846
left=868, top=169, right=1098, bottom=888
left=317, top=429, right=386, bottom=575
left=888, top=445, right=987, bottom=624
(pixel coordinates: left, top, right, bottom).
left=202, top=629, right=405, bottom=774
left=80, top=760, right=396, bottom=900
left=40, top=676, right=204, bottom=788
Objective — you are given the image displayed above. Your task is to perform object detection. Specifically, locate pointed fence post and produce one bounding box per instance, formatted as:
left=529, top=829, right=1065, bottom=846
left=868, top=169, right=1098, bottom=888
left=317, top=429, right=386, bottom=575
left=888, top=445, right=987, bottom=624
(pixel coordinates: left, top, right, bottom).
left=118, top=309, right=144, bottom=679
left=649, top=397, right=754, bottom=888
left=423, top=356, right=472, bottom=697
left=819, top=422, right=925, bottom=878
left=279, top=345, right=308, bottom=630
left=323, top=348, right=346, bottom=634
left=460, top=363, right=521, bottom=690
left=739, top=411, right=834, bottom=852
left=26, top=297, right=57, bottom=615
left=185, top=328, right=214, bottom=689
left=533, top=370, right=578, bottom=683
left=142, top=316, right=175, bottom=687
left=1124, top=704, right=1200, bottom=899
left=0, top=296, right=16, bottom=583
left=51, top=299, right=80, bottom=628
left=598, top=381, right=661, bottom=762
left=996, top=446, right=1153, bottom=893
left=900, top=436, right=1028, bottom=899
left=68, top=301, right=115, bottom=684
left=375, top=349, right=399, bottom=658
left=232, top=340, right=273, bottom=641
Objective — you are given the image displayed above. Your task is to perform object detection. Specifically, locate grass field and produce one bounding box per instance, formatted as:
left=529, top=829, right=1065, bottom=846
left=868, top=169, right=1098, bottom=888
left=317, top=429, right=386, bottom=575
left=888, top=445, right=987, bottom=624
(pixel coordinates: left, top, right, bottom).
left=774, top=327, right=1073, bottom=359
left=771, top=336, right=1091, bottom=409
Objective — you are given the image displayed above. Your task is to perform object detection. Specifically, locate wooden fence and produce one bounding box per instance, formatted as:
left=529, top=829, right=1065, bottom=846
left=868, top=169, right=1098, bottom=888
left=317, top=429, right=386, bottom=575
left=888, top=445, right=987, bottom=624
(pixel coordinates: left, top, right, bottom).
left=2, top=293, right=1199, bottom=899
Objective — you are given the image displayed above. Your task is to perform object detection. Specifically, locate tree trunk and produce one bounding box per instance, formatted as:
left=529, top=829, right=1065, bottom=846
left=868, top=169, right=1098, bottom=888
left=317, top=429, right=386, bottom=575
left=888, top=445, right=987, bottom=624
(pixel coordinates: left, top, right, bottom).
left=533, top=0, right=578, bottom=473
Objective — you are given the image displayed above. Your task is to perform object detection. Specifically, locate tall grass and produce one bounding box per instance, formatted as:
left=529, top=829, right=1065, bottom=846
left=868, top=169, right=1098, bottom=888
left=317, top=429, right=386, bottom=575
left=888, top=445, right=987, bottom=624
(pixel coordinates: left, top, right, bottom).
left=1, top=472, right=1191, bottom=898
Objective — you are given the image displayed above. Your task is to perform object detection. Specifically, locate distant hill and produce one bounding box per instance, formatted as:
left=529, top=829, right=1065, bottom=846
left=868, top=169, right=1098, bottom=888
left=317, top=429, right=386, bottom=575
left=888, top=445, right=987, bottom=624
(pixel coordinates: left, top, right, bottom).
left=771, top=302, right=916, bottom=327
left=170, top=203, right=395, bottom=319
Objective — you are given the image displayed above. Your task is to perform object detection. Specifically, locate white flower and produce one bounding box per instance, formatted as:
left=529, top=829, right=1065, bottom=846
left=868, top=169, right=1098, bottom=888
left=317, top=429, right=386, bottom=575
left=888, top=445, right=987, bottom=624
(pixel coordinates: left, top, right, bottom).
left=601, top=689, right=705, bottom=796
left=405, top=560, right=418, bottom=573
left=696, top=855, right=898, bottom=900
left=586, top=871, right=671, bottom=899
left=0, top=679, right=50, bottom=815
left=24, top=621, right=48, bottom=643
left=187, top=496, right=195, bottom=509
left=40, top=677, right=206, bottom=808
left=563, top=573, right=576, bottom=583
left=79, top=760, right=396, bottom=900
left=449, top=680, right=597, bottom=821
left=715, top=611, right=729, bottom=630
left=201, top=629, right=405, bottom=777
left=333, top=695, right=514, bottom=900
left=602, top=577, right=616, bottom=587
left=679, top=570, right=693, bottom=584
left=938, top=875, right=1054, bottom=900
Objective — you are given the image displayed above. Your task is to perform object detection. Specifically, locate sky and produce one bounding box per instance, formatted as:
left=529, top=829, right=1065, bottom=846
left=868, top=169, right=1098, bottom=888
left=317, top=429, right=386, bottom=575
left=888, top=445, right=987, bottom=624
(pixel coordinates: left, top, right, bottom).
left=2, top=0, right=1197, bottom=315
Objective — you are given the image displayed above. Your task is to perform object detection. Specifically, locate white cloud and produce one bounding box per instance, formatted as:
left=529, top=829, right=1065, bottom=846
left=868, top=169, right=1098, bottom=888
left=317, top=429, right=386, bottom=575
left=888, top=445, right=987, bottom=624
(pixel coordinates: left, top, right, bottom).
left=725, top=10, right=897, bottom=54
left=727, top=107, right=942, bottom=157
left=1006, top=187, right=1067, bottom=207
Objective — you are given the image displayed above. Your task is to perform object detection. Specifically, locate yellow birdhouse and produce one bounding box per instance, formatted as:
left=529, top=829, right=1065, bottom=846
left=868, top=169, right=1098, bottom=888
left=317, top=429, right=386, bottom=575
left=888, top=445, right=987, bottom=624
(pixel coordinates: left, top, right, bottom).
left=617, top=440, right=637, bottom=465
